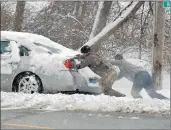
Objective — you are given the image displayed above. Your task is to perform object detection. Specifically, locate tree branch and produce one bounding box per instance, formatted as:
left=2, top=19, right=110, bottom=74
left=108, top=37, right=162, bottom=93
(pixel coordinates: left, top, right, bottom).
left=78, top=1, right=144, bottom=51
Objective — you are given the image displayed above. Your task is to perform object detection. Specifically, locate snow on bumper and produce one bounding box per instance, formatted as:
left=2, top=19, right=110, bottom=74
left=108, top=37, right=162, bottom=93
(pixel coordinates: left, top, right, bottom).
left=1, top=92, right=170, bottom=116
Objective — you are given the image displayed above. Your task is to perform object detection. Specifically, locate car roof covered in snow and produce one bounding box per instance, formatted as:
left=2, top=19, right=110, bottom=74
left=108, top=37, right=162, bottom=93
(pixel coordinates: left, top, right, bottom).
left=1, top=31, right=80, bottom=56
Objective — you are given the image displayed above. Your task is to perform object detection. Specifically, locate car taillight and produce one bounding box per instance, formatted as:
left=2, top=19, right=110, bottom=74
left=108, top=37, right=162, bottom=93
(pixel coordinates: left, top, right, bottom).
left=64, top=60, right=72, bottom=69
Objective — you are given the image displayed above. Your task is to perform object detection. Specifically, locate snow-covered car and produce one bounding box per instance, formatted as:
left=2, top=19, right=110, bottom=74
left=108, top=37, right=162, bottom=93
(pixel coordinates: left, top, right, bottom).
left=1, top=31, right=102, bottom=94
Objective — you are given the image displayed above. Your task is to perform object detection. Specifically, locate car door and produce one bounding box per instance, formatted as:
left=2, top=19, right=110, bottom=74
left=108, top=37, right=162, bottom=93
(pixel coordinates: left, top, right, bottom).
left=1, top=40, right=20, bottom=92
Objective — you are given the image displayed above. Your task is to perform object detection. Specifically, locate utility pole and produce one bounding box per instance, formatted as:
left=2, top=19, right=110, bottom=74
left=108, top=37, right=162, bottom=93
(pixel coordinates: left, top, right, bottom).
left=170, top=1, right=171, bottom=91
left=152, top=1, right=165, bottom=90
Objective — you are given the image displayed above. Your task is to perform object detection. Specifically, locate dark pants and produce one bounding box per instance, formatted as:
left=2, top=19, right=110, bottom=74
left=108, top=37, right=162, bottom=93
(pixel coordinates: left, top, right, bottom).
left=131, top=71, right=168, bottom=100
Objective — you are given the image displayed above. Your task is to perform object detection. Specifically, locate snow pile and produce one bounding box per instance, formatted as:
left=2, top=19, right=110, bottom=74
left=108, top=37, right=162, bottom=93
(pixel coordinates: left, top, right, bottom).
left=6, top=41, right=20, bottom=63
left=1, top=92, right=170, bottom=115
left=29, top=51, right=67, bottom=75
left=118, top=116, right=140, bottom=120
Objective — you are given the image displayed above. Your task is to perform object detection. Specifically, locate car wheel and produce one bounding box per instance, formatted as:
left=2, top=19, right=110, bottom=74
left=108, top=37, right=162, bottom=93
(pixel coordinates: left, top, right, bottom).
left=14, top=72, right=43, bottom=94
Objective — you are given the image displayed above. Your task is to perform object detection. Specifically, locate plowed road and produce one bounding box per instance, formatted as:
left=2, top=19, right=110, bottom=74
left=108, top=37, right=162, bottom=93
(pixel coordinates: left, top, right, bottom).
left=1, top=109, right=170, bottom=129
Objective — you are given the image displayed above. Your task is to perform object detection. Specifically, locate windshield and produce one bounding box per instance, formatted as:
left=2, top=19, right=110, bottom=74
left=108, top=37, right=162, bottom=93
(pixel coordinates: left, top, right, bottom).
left=33, top=42, right=61, bottom=54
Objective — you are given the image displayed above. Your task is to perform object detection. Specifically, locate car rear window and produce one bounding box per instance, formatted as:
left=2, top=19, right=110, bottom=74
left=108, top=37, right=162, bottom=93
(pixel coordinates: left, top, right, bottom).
left=33, top=42, right=61, bottom=54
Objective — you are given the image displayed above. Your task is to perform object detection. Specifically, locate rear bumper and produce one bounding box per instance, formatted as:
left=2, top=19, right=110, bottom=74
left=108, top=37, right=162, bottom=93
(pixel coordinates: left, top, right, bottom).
left=69, top=70, right=102, bottom=94
left=78, top=84, right=102, bottom=95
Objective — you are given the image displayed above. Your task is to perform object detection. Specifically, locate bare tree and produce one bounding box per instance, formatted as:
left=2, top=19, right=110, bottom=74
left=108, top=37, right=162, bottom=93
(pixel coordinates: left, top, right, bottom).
left=139, top=3, right=144, bottom=59
left=1, top=2, right=13, bottom=30
left=79, top=1, right=144, bottom=51
left=152, top=1, right=165, bottom=90
left=72, top=1, right=81, bottom=16
left=169, top=1, right=171, bottom=90
left=13, top=1, right=26, bottom=31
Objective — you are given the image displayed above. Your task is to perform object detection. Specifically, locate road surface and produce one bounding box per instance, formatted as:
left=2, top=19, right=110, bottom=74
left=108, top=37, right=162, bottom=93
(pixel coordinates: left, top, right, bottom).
left=1, top=109, right=170, bottom=129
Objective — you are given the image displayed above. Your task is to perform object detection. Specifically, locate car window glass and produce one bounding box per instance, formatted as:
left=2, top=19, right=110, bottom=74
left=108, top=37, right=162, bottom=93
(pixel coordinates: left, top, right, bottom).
left=19, top=45, right=30, bottom=56
left=0, top=41, right=11, bottom=55
left=33, top=42, right=61, bottom=54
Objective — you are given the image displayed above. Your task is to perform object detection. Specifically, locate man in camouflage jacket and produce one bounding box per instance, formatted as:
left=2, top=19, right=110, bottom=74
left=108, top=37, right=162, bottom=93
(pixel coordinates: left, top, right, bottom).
left=70, top=45, right=126, bottom=97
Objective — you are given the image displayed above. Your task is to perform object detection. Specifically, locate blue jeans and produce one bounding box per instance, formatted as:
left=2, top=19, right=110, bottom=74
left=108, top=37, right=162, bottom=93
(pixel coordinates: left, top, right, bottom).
left=131, top=71, right=168, bottom=100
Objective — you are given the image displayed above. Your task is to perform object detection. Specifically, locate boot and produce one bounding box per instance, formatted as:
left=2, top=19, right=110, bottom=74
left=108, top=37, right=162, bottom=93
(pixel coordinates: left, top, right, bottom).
left=104, top=89, right=126, bottom=97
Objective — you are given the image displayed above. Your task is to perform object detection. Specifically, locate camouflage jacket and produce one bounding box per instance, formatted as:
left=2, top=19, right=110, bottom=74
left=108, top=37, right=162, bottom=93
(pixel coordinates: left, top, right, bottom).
left=72, top=52, right=111, bottom=77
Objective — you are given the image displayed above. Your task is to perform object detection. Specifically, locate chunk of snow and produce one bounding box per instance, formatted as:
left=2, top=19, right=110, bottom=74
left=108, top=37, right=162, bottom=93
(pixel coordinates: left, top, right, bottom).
left=129, top=116, right=140, bottom=119
left=6, top=41, right=20, bottom=63
left=118, top=116, right=125, bottom=119
left=118, top=116, right=140, bottom=119
left=29, top=51, right=67, bottom=75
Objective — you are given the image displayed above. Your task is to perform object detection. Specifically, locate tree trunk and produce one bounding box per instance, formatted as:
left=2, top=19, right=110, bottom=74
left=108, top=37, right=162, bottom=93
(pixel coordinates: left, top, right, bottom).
left=13, top=1, right=26, bottom=32
left=89, top=1, right=112, bottom=52
left=79, top=1, right=144, bottom=50
left=89, top=1, right=112, bottom=40
left=152, top=1, right=165, bottom=90
left=80, top=1, right=87, bottom=19
left=139, top=4, right=144, bottom=59
left=170, top=1, right=171, bottom=91
left=73, top=2, right=81, bottom=17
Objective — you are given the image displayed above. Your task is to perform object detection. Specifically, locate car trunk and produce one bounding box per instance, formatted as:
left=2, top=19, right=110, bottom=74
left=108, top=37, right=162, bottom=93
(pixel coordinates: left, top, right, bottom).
left=69, top=70, right=87, bottom=90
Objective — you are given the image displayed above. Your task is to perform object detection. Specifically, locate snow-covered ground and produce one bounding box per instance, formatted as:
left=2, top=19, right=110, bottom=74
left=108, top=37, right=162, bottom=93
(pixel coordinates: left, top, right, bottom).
left=1, top=74, right=170, bottom=116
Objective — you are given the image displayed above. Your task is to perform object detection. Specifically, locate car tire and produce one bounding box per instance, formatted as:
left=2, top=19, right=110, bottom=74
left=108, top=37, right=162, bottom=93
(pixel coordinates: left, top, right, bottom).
left=13, top=72, right=43, bottom=94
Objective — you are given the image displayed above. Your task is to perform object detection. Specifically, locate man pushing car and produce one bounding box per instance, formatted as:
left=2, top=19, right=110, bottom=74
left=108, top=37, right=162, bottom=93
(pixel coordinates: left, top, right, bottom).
left=69, top=45, right=126, bottom=97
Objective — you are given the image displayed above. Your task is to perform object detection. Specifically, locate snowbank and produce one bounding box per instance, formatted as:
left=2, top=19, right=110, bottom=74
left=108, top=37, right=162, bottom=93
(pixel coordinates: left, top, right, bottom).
left=1, top=92, right=169, bottom=115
